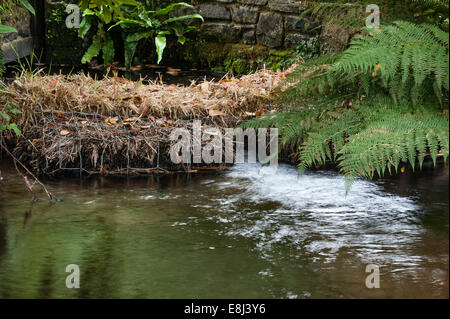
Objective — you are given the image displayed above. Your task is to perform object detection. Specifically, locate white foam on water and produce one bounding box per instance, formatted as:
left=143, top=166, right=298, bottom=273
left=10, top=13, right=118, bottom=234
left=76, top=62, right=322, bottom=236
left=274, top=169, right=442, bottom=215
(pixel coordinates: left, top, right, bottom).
left=208, top=163, right=422, bottom=264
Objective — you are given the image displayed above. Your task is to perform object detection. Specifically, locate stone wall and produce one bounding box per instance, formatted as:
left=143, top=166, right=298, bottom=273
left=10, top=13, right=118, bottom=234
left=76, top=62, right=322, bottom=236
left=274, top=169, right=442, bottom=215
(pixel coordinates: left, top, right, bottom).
left=0, top=9, right=31, bottom=43
left=40, top=0, right=322, bottom=71
left=182, top=0, right=320, bottom=48
left=1, top=7, right=32, bottom=65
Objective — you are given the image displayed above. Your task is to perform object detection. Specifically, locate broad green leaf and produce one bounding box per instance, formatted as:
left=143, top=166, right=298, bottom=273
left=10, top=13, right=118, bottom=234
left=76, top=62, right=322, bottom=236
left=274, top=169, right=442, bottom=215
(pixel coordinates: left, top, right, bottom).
left=138, top=11, right=154, bottom=28
left=177, top=36, right=186, bottom=45
left=110, top=3, right=124, bottom=18
left=169, top=25, right=184, bottom=37
left=102, top=33, right=115, bottom=65
left=7, top=123, right=21, bottom=136
left=78, top=16, right=92, bottom=38
left=163, top=14, right=204, bottom=24
left=155, top=34, right=166, bottom=64
left=19, top=0, right=35, bottom=15
left=124, top=31, right=154, bottom=68
left=0, top=24, right=17, bottom=34
left=0, top=111, right=10, bottom=122
left=124, top=37, right=139, bottom=69
left=81, top=34, right=101, bottom=64
left=82, top=8, right=96, bottom=16
left=124, top=41, right=138, bottom=69
left=102, top=7, right=112, bottom=24
left=154, top=3, right=193, bottom=17
left=127, top=31, right=153, bottom=42
left=423, top=9, right=436, bottom=15
left=111, top=18, right=142, bottom=29
left=120, top=0, right=139, bottom=5
left=80, top=0, right=89, bottom=12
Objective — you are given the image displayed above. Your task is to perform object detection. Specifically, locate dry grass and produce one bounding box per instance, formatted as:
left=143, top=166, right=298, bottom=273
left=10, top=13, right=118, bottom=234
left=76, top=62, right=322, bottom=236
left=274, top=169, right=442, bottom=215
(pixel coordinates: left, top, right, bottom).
left=2, top=66, right=295, bottom=130
left=2, top=66, right=296, bottom=175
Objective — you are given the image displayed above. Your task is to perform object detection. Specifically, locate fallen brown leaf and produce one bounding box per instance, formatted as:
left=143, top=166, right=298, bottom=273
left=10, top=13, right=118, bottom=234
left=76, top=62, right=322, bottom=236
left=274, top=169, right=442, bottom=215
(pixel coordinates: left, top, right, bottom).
left=105, top=117, right=119, bottom=126
left=209, top=109, right=225, bottom=116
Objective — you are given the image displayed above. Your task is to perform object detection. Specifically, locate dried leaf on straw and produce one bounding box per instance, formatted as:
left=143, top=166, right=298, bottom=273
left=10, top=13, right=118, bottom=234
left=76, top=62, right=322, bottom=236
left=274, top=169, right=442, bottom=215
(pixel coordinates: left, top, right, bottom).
left=60, top=130, right=70, bottom=136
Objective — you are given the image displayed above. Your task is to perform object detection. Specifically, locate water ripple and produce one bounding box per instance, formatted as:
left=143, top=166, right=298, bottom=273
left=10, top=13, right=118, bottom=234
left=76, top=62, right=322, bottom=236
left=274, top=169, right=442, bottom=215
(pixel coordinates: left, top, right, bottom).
left=207, top=163, right=423, bottom=265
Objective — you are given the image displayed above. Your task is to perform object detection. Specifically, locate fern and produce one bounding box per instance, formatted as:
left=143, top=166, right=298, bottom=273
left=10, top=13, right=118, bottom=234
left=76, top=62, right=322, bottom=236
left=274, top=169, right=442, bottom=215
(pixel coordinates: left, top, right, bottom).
left=241, top=95, right=354, bottom=150
left=338, top=106, right=449, bottom=191
left=281, top=21, right=449, bottom=106
left=280, top=54, right=344, bottom=102
left=302, top=0, right=448, bottom=30
left=331, top=21, right=449, bottom=104
left=245, top=98, right=449, bottom=192
left=301, top=1, right=368, bottom=32
left=241, top=111, right=310, bottom=157
left=243, top=11, right=449, bottom=192
left=298, top=108, right=362, bottom=173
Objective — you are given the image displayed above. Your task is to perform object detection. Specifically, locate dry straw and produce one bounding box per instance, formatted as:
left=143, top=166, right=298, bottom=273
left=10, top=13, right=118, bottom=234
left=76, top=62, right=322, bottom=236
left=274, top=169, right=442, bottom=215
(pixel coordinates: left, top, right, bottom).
left=1, top=66, right=295, bottom=175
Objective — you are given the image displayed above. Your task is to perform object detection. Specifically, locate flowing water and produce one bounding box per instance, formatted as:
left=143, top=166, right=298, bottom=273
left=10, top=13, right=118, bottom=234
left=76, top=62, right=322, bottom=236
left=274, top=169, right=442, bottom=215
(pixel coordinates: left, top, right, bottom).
left=0, top=159, right=448, bottom=298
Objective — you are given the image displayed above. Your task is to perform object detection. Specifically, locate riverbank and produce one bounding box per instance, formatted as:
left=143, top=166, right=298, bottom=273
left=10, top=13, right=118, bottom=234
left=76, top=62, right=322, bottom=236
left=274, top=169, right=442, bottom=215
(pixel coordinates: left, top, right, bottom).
left=1, top=66, right=294, bottom=175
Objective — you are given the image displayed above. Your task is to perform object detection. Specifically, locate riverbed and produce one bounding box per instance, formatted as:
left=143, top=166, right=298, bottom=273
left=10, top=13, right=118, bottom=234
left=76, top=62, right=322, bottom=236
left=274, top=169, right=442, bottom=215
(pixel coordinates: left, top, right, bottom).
left=0, top=159, right=448, bottom=298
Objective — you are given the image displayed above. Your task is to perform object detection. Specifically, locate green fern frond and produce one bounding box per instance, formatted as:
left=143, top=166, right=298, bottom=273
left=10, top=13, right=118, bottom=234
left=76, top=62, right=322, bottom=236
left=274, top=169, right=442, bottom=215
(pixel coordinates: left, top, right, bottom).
left=338, top=107, right=449, bottom=191
left=243, top=16, right=449, bottom=194
left=281, top=21, right=449, bottom=106
left=241, top=111, right=311, bottom=153
left=279, top=54, right=345, bottom=104
left=332, top=21, right=449, bottom=104
left=301, top=1, right=368, bottom=31
left=298, top=109, right=362, bottom=173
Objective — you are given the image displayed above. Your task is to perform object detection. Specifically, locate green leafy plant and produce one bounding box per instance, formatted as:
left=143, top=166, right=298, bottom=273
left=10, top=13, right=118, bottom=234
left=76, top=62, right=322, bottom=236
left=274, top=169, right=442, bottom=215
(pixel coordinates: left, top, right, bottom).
left=243, top=18, right=449, bottom=192
left=338, top=106, right=449, bottom=187
left=78, top=0, right=139, bottom=65
left=300, top=0, right=448, bottom=52
left=0, top=23, right=18, bottom=34
left=282, top=21, right=449, bottom=107
left=79, top=0, right=136, bottom=24
left=110, top=2, right=203, bottom=66
left=0, top=100, right=22, bottom=136
left=0, top=0, right=35, bottom=34
left=78, top=0, right=203, bottom=68
left=333, top=21, right=448, bottom=105
left=1, top=0, right=35, bottom=76
left=244, top=97, right=449, bottom=192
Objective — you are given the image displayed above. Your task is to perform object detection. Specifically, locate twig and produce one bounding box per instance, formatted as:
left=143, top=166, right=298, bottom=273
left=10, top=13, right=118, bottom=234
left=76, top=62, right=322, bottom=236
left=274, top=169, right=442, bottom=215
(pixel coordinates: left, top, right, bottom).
left=177, top=154, right=187, bottom=172
left=13, top=159, right=36, bottom=201
left=0, top=142, right=57, bottom=201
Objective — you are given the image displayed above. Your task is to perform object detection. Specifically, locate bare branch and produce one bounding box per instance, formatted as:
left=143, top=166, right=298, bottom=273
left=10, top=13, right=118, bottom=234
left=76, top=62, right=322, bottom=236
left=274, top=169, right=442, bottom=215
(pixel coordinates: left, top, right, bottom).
left=0, top=141, right=58, bottom=201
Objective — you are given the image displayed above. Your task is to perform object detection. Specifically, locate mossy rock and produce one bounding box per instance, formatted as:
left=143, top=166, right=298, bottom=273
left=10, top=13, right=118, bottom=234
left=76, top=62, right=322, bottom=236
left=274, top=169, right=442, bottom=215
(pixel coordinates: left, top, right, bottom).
left=183, top=41, right=294, bottom=74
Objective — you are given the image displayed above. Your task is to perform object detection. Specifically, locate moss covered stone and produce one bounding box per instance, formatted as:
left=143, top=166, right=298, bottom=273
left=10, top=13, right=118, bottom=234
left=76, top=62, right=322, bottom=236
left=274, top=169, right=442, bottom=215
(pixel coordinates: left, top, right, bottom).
left=184, top=41, right=293, bottom=73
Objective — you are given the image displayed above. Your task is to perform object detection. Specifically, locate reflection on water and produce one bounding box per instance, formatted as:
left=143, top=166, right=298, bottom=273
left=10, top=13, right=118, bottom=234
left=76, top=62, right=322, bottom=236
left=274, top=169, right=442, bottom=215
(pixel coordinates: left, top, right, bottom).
left=0, top=160, right=448, bottom=298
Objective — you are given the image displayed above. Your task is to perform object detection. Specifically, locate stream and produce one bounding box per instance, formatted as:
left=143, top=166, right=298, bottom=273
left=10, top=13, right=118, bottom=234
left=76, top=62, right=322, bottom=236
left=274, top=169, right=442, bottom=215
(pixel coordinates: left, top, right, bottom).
left=0, top=159, right=448, bottom=298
